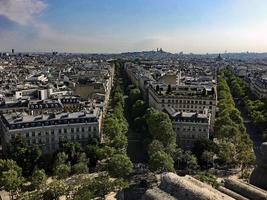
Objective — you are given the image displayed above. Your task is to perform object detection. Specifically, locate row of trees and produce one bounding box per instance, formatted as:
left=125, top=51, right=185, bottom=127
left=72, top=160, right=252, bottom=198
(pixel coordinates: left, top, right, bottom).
left=224, top=69, right=249, bottom=98
left=244, top=97, right=267, bottom=141
left=225, top=69, right=267, bottom=141
left=215, top=70, right=255, bottom=170
left=102, top=62, right=133, bottom=178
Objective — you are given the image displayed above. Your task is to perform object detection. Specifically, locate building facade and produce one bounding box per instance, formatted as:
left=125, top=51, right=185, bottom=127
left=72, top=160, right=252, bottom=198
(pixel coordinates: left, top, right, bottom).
left=0, top=108, right=102, bottom=154
left=250, top=76, right=267, bottom=98
left=165, top=107, right=210, bottom=149
left=148, top=83, right=217, bottom=128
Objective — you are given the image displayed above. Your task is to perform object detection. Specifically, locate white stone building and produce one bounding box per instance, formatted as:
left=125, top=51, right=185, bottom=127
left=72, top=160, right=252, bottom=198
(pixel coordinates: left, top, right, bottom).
left=148, top=83, right=217, bottom=129
left=165, top=107, right=210, bottom=149
left=0, top=108, right=102, bottom=154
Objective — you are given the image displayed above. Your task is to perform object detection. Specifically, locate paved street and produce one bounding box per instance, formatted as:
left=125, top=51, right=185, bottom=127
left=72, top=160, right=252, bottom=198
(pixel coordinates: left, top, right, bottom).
left=235, top=100, right=263, bottom=158
left=127, top=128, right=147, bottom=163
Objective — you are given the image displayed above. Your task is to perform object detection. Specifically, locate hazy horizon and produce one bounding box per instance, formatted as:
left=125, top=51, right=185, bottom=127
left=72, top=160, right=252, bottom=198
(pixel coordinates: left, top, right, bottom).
left=1, top=0, right=267, bottom=53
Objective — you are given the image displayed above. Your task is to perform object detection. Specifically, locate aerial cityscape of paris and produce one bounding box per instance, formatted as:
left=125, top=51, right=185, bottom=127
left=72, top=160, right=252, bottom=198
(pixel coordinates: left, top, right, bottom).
left=0, top=0, right=267, bottom=199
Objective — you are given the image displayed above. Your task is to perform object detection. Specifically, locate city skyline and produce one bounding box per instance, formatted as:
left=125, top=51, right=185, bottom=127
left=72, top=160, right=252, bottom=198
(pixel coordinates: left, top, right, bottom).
left=1, top=0, right=267, bottom=53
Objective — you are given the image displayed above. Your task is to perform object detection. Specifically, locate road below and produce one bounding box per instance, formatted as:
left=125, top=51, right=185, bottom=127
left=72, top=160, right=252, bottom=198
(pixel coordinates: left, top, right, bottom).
left=235, top=100, right=262, bottom=158
left=127, top=127, right=147, bottom=163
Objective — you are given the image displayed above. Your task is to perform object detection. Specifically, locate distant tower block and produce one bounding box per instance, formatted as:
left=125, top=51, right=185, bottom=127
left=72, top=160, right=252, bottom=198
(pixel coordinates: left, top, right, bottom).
left=12, top=49, right=14, bottom=54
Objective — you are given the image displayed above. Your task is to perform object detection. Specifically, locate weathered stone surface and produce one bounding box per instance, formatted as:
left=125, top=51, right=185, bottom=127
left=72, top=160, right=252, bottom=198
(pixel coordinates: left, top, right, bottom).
left=142, top=188, right=177, bottom=200
left=218, top=186, right=249, bottom=200
left=224, top=178, right=267, bottom=200
left=159, top=173, right=234, bottom=200
left=250, top=142, right=267, bottom=191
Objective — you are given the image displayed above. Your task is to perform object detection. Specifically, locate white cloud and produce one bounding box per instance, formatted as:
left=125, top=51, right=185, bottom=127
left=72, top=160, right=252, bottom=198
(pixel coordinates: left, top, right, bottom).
left=0, top=0, right=46, bottom=25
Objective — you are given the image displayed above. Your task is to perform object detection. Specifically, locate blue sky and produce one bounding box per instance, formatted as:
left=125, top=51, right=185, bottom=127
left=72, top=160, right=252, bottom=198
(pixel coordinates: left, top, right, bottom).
left=0, top=0, right=267, bottom=53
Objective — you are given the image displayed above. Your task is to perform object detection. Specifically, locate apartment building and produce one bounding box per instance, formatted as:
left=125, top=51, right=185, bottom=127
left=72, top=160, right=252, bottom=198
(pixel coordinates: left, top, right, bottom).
left=250, top=76, right=267, bottom=99
left=148, top=83, right=217, bottom=128
left=0, top=108, right=102, bottom=154
left=165, top=107, right=210, bottom=149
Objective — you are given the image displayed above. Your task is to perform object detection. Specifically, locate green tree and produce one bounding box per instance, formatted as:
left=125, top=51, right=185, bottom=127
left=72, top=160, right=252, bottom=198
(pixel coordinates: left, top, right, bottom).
left=147, top=140, right=164, bottom=156
left=218, top=140, right=237, bottom=166
left=106, top=154, right=133, bottom=178
left=42, top=181, right=68, bottom=200
left=59, top=141, right=82, bottom=164
left=7, top=135, right=42, bottom=176
left=131, top=100, right=146, bottom=119
left=54, top=164, right=71, bottom=179
left=72, top=162, right=89, bottom=174
left=0, top=159, right=22, bottom=179
left=54, top=152, right=68, bottom=166
left=31, top=169, right=47, bottom=190
left=192, top=139, right=218, bottom=161
left=96, top=146, right=117, bottom=160
left=181, top=151, right=199, bottom=172
left=201, top=151, right=215, bottom=169
left=128, top=88, right=141, bottom=106
left=145, top=108, right=176, bottom=154
left=1, top=169, right=23, bottom=199
left=84, top=144, right=99, bottom=167
left=149, top=150, right=174, bottom=172
left=251, top=110, right=265, bottom=124
left=103, top=114, right=123, bottom=138
left=73, top=174, right=127, bottom=200
left=110, top=133, right=128, bottom=152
